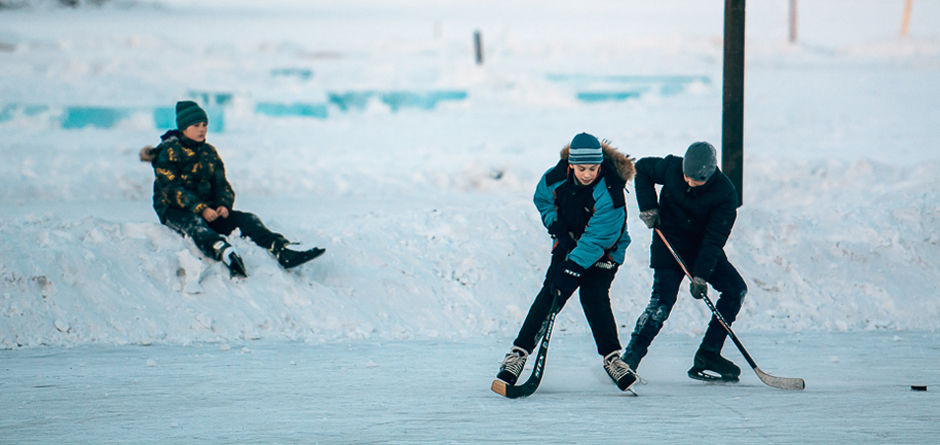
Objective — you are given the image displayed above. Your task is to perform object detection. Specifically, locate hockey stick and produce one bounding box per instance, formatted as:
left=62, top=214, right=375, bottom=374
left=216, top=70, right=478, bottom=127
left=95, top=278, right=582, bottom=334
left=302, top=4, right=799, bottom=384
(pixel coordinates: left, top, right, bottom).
left=655, top=228, right=805, bottom=390
left=491, top=297, right=562, bottom=398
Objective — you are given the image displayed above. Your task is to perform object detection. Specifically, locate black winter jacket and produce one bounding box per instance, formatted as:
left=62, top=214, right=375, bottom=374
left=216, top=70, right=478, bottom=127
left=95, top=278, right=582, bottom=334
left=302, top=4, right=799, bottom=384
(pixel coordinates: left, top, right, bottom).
left=140, top=130, right=236, bottom=223
left=634, top=155, right=738, bottom=280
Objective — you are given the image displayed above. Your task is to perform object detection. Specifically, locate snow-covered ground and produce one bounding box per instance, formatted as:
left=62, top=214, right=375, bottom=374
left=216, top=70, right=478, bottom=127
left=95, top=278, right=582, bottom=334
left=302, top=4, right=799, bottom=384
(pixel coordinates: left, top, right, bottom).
left=1, top=0, right=939, bottom=442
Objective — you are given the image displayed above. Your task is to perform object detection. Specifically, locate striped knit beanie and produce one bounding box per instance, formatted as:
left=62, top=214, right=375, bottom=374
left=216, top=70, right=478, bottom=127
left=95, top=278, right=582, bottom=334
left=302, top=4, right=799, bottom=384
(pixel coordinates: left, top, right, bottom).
left=175, top=100, right=208, bottom=130
left=568, top=133, right=603, bottom=165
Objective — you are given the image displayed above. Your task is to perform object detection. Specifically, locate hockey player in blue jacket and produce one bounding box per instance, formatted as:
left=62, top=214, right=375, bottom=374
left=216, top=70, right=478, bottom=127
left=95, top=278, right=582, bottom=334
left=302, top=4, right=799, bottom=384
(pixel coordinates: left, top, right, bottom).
left=495, top=133, right=639, bottom=392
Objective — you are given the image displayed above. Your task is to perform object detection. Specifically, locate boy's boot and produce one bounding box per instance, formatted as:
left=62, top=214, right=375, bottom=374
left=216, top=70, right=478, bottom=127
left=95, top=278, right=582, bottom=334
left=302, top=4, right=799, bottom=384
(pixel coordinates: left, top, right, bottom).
left=213, top=240, right=246, bottom=277
left=688, top=346, right=741, bottom=382
left=496, top=346, right=528, bottom=385
left=271, top=239, right=325, bottom=269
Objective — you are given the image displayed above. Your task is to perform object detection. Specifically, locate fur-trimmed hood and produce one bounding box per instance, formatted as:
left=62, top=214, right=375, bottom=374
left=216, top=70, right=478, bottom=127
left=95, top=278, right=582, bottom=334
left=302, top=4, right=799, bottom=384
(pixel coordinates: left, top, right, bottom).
left=560, top=141, right=635, bottom=184
left=139, top=130, right=182, bottom=164
left=139, top=145, right=159, bottom=163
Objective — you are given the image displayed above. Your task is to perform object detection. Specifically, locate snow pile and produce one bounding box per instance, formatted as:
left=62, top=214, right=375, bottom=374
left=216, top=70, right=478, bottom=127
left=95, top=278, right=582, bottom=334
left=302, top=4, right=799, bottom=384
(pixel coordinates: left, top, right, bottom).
left=1, top=0, right=939, bottom=348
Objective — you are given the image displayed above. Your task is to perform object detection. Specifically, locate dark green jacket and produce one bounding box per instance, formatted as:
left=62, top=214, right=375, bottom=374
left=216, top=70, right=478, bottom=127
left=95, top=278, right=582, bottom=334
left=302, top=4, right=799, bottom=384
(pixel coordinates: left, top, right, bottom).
left=140, top=130, right=235, bottom=223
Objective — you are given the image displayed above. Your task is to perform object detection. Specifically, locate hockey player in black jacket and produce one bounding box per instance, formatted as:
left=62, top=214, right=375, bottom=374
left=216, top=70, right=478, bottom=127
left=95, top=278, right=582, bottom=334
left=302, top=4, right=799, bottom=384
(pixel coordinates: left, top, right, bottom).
left=621, top=141, right=748, bottom=382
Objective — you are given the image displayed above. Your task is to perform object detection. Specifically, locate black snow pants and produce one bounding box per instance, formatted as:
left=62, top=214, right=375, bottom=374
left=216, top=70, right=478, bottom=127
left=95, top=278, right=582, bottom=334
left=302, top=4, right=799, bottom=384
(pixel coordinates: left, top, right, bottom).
left=623, top=256, right=747, bottom=370
left=161, top=208, right=286, bottom=260
left=513, top=251, right=622, bottom=357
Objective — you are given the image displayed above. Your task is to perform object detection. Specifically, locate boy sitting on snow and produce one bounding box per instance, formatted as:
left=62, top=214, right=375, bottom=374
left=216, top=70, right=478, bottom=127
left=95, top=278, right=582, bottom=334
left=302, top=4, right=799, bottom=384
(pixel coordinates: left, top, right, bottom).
left=140, top=100, right=324, bottom=277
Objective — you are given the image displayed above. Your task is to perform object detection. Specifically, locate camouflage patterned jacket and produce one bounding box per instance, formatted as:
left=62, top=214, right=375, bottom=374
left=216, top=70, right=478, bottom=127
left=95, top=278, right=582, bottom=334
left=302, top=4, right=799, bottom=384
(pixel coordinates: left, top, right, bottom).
left=140, top=130, right=235, bottom=223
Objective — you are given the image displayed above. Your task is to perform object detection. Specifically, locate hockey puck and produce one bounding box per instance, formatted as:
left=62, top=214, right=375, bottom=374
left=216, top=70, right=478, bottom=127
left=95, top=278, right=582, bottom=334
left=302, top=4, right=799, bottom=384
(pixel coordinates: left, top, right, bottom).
left=911, top=385, right=927, bottom=391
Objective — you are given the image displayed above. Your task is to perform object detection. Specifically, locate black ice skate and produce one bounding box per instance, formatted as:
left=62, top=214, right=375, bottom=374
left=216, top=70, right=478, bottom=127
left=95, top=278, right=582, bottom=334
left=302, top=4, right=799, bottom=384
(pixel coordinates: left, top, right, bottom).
left=272, top=242, right=325, bottom=269
left=496, top=346, right=528, bottom=385
left=688, top=347, right=741, bottom=382
left=604, top=351, right=639, bottom=392
left=213, top=240, right=247, bottom=277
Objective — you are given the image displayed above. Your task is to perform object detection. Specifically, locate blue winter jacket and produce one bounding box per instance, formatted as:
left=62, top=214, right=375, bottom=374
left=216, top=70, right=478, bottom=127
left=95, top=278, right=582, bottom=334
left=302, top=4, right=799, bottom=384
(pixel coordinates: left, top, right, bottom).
left=534, top=143, right=636, bottom=269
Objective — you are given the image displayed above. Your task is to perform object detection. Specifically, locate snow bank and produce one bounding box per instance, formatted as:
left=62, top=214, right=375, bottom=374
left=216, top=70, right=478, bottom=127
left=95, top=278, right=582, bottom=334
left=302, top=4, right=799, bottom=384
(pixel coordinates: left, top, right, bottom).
left=3, top=155, right=938, bottom=348
left=1, top=1, right=939, bottom=348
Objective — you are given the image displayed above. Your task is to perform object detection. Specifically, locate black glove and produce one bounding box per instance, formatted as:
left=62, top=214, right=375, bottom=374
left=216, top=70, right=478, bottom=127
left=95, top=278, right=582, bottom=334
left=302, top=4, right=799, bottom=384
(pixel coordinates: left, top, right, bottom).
left=547, top=219, right=566, bottom=237
left=551, top=260, right=584, bottom=300
left=549, top=220, right=577, bottom=253
left=639, top=209, right=660, bottom=229
left=690, top=276, right=708, bottom=299
left=553, top=234, right=576, bottom=254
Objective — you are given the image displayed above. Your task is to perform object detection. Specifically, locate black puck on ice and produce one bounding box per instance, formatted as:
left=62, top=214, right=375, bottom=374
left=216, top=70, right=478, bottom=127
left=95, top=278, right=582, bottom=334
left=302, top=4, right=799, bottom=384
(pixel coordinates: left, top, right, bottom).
left=910, top=385, right=927, bottom=391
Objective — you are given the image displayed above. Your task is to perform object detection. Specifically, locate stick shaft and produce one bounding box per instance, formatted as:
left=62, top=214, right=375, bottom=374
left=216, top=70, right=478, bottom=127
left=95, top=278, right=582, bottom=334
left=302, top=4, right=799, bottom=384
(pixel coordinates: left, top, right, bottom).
left=653, top=228, right=804, bottom=390
left=654, top=228, right=757, bottom=369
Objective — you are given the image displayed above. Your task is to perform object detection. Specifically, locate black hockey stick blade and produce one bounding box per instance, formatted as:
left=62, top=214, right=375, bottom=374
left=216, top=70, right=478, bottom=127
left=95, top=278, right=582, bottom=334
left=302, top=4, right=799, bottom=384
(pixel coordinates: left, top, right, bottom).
left=492, top=301, right=560, bottom=399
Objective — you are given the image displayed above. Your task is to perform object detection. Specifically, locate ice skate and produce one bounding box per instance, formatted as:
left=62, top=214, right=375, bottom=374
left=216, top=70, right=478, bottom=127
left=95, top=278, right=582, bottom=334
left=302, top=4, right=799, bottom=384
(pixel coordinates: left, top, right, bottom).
left=272, top=242, right=325, bottom=269
left=604, top=351, right=638, bottom=392
left=213, top=240, right=246, bottom=277
left=496, top=346, right=528, bottom=385
left=688, top=347, right=740, bottom=382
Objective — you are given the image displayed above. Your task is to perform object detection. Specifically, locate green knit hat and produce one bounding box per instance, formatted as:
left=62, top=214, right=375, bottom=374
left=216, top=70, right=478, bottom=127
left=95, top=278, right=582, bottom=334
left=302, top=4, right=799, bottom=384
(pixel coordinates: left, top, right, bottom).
left=175, top=100, right=208, bottom=130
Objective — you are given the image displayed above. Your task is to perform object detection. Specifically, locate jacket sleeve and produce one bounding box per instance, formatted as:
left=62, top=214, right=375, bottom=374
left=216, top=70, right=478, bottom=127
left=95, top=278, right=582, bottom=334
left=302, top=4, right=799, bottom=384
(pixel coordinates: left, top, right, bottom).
left=153, top=145, right=209, bottom=215
left=533, top=167, right=562, bottom=229
left=206, top=146, right=235, bottom=210
left=691, top=188, right=737, bottom=280
left=634, top=156, right=669, bottom=211
left=567, top=180, right=626, bottom=269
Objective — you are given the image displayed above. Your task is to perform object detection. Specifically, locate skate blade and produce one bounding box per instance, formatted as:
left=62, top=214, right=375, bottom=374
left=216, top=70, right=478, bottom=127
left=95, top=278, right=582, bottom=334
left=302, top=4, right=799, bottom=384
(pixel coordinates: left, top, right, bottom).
left=688, top=369, right=739, bottom=383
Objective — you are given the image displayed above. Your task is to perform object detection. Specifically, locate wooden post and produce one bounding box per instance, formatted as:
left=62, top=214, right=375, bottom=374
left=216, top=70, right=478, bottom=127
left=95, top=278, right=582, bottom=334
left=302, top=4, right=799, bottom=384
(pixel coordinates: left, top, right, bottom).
left=901, top=0, right=914, bottom=38
left=789, top=0, right=798, bottom=44
left=474, top=31, right=484, bottom=65
left=722, top=0, right=745, bottom=206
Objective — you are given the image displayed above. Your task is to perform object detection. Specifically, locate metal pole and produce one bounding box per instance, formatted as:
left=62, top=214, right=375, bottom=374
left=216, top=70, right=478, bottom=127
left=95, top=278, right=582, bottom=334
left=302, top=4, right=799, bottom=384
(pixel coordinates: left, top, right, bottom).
left=722, top=0, right=745, bottom=207
left=474, top=31, right=484, bottom=65
left=789, top=0, right=798, bottom=44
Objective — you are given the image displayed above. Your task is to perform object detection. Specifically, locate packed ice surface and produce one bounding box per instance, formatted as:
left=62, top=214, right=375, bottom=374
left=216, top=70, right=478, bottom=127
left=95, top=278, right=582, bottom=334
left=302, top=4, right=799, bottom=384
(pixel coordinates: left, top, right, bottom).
left=2, top=332, right=938, bottom=443
left=0, top=0, right=939, bottom=442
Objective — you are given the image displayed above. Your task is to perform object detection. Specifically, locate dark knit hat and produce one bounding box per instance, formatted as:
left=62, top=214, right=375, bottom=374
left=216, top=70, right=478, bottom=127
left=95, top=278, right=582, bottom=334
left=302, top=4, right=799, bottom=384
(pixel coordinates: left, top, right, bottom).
left=568, top=133, right=603, bottom=165
left=683, top=141, right=717, bottom=181
left=175, top=100, right=208, bottom=130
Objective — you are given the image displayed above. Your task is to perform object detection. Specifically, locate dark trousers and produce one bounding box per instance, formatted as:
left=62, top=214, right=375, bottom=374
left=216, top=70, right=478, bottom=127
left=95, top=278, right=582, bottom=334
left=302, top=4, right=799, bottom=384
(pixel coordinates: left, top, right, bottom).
left=624, top=256, right=747, bottom=369
left=513, top=252, right=622, bottom=357
left=162, top=208, right=285, bottom=260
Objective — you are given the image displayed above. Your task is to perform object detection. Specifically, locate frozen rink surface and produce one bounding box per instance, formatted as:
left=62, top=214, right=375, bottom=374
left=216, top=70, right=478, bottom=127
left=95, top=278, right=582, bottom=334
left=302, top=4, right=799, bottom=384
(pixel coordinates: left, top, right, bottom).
left=2, top=330, right=938, bottom=444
